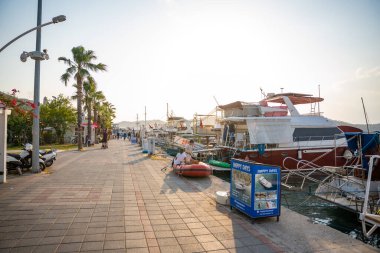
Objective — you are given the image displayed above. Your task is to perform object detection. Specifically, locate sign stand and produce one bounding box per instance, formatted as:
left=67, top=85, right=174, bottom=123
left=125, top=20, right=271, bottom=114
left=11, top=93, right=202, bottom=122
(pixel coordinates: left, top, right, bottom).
left=230, top=159, right=281, bottom=221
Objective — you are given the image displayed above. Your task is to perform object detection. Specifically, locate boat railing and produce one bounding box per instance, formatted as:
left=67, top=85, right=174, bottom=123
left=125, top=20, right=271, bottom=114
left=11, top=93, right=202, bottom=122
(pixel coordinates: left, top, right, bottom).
left=283, top=142, right=346, bottom=172
left=282, top=154, right=380, bottom=214
left=282, top=157, right=338, bottom=189
left=360, top=155, right=380, bottom=238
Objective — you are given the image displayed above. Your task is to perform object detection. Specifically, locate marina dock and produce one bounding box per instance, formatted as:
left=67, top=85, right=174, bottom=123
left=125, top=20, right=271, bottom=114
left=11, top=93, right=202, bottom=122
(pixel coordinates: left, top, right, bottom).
left=0, top=140, right=378, bottom=252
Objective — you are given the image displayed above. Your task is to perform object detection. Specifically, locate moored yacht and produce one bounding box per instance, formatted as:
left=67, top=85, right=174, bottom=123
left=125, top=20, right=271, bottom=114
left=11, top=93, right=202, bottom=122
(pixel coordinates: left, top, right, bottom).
left=218, top=92, right=352, bottom=169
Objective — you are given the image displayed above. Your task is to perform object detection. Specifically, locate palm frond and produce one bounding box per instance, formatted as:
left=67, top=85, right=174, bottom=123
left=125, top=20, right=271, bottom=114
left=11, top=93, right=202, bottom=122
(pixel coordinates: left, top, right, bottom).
left=58, top=57, right=73, bottom=67
left=79, top=69, right=90, bottom=78
left=60, top=73, right=71, bottom=86
left=66, top=65, right=77, bottom=76
left=84, top=62, right=107, bottom=72
left=85, top=50, right=97, bottom=61
left=72, top=46, right=85, bottom=63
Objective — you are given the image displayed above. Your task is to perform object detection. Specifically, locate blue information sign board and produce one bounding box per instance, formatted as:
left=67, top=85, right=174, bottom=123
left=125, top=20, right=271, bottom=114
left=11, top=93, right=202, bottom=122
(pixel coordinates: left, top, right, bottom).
left=230, top=159, right=281, bottom=219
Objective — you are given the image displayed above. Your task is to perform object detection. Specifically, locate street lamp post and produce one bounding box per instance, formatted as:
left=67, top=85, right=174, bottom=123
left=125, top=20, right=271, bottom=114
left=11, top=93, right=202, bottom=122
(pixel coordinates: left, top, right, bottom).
left=31, top=0, right=43, bottom=173
left=0, top=1, right=65, bottom=173
left=0, top=15, right=66, bottom=53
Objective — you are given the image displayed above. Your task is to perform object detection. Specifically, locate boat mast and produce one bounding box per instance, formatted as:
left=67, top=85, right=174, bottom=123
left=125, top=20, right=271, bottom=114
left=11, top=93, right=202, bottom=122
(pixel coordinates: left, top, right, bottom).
left=318, top=85, right=320, bottom=116
left=361, top=97, right=370, bottom=133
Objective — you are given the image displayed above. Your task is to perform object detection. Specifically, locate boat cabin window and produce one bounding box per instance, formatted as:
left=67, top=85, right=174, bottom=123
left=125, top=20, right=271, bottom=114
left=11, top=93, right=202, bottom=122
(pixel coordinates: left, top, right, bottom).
left=293, top=127, right=344, bottom=141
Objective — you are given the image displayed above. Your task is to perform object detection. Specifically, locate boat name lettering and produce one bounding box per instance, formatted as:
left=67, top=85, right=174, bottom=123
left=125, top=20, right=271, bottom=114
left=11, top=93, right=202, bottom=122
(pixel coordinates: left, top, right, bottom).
left=257, top=168, right=277, bottom=173
left=241, top=165, right=250, bottom=172
left=233, top=163, right=251, bottom=172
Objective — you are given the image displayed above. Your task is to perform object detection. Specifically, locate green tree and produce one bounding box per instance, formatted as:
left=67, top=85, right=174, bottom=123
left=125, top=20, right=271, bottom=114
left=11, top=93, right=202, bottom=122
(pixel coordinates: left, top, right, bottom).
left=98, top=101, right=116, bottom=130
left=70, top=80, right=107, bottom=144
left=58, top=46, right=107, bottom=150
left=40, top=94, right=76, bottom=144
left=7, top=112, right=33, bottom=146
left=1, top=90, right=34, bottom=146
left=90, top=89, right=105, bottom=144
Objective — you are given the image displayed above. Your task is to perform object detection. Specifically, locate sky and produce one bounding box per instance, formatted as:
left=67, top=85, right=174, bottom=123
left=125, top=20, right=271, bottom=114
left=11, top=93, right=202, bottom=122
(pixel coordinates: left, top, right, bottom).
left=0, top=0, right=379, bottom=124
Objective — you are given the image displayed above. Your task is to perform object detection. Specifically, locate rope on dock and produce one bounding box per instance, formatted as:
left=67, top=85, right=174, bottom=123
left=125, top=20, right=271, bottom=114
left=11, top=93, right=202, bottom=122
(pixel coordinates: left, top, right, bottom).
left=150, top=154, right=169, bottom=160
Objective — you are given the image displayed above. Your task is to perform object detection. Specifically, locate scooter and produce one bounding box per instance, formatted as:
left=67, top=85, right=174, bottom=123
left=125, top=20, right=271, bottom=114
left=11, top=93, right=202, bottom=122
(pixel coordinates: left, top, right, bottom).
left=5, top=155, right=23, bottom=175
left=39, top=149, right=57, bottom=167
left=6, top=143, right=46, bottom=175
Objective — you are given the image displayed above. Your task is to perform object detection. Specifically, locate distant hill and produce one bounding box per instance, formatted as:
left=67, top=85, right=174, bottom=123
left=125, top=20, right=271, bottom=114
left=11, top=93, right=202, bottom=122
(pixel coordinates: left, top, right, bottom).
left=115, top=120, right=166, bottom=130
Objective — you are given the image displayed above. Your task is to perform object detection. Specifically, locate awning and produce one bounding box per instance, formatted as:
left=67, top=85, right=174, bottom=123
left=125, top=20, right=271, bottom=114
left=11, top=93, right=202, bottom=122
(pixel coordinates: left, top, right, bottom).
left=263, top=93, right=324, bottom=105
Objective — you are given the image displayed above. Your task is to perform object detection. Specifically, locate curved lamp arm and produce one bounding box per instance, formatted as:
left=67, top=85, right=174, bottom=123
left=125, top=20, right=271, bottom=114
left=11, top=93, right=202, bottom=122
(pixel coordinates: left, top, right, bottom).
left=0, top=15, right=66, bottom=53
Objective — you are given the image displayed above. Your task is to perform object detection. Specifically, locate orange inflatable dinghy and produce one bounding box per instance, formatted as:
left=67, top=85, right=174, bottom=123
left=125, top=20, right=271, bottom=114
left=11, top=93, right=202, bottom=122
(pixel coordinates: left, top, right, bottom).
left=173, top=162, right=212, bottom=177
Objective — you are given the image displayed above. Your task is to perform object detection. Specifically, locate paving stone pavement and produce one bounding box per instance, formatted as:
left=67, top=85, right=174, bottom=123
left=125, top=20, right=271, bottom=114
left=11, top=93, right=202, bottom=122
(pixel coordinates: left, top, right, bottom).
left=0, top=140, right=378, bottom=253
left=0, top=140, right=284, bottom=253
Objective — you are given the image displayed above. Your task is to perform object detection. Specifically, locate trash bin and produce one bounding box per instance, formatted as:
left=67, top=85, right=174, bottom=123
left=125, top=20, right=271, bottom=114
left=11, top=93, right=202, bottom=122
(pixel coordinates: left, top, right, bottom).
left=142, top=138, right=148, bottom=153
left=147, top=137, right=155, bottom=155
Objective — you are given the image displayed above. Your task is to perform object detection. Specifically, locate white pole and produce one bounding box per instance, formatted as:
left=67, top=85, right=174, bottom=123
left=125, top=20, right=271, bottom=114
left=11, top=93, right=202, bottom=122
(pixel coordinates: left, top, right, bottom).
left=0, top=108, right=11, bottom=183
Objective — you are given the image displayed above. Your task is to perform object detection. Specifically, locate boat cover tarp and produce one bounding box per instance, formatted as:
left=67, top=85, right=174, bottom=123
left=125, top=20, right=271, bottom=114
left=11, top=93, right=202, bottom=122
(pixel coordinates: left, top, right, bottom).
left=246, top=118, right=293, bottom=144
left=345, top=132, right=379, bottom=152
left=344, top=132, right=380, bottom=169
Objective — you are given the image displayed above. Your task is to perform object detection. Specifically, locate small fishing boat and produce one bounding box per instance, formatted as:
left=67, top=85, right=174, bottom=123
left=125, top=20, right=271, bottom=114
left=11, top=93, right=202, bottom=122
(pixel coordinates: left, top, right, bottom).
left=259, top=176, right=272, bottom=189
left=173, top=162, right=212, bottom=177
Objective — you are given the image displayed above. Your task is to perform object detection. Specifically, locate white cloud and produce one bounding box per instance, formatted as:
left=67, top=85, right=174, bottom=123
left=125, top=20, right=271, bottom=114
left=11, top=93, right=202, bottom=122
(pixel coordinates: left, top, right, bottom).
left=355, top=66, right=380, bottom=79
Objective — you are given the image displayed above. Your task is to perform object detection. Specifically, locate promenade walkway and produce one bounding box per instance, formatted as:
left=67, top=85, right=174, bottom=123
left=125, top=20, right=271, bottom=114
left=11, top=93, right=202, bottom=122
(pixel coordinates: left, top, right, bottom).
left=0, top=140, right=377, bottom=253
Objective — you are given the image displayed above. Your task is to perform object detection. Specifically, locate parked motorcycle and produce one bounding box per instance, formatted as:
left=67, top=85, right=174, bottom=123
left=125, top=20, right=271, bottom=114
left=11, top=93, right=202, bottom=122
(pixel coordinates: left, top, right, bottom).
left=6, top=143, right=46, bottom=175
left=5, top=155, right=23, bottom=175
left=39, top=149, right=57, bottom=167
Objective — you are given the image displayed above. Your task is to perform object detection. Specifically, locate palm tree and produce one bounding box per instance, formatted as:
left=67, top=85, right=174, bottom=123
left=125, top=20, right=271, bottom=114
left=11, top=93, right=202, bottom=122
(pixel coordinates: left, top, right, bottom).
left=71, top=80, right=105, bottom=145
left=99, top=101, right=116, bottom=130
left=83, top=76, right=96, bottom=145
left=58, top=46, right=107, bottom=150
left=92, top=90, right=106, bottom=144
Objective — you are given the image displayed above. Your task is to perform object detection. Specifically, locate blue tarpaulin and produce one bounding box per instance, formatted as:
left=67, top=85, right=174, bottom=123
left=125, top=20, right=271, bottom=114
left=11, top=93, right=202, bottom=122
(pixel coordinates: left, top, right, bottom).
left=344, top=132, right=379, bottom=169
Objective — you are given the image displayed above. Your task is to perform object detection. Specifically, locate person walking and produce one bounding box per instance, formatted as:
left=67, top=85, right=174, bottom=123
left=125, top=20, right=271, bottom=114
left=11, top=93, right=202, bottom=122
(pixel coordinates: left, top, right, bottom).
left=102, top=128, right=108, bottom=149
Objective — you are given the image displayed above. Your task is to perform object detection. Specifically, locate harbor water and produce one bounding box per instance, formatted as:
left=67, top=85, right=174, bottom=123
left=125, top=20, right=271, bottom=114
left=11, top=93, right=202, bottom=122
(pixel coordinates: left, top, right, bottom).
left=212, top=170, right=380, bottom=249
